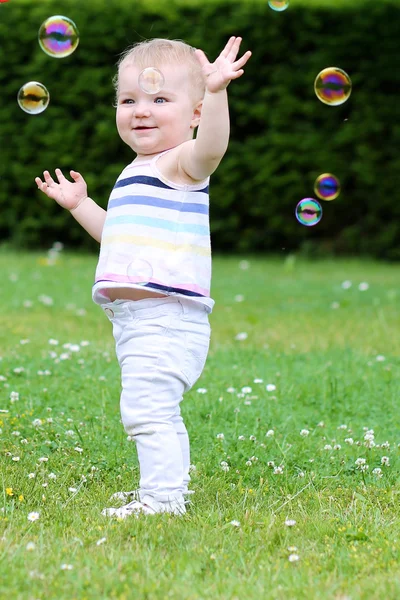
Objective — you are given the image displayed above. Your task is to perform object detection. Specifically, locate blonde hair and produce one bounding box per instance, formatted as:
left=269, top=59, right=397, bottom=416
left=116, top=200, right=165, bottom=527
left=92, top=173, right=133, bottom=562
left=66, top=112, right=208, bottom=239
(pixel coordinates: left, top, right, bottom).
left=114, top=38, right=206, bottom=103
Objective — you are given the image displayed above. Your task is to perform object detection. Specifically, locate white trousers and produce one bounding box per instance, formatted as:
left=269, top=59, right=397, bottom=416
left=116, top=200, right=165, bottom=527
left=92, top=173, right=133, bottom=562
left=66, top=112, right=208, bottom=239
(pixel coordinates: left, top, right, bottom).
left=101, top=296, right=211, bottom=503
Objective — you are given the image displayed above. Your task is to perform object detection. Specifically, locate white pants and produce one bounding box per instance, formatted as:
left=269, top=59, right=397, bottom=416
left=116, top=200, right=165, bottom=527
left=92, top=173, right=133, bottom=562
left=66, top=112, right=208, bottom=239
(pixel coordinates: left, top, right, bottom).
left=101, top=296, right=211, bottom=503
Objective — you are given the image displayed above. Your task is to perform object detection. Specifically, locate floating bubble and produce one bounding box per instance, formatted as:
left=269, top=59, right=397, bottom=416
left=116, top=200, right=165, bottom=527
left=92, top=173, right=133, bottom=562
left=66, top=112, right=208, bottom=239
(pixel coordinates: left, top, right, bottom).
left=127, top=259, right=153, bottom=285
left=295, top=198, right=323, bottom=227
left=268, top=0, right=289, bottom=11
left=17, top=82, right=50, bottom=115
left=138, top=68, right=165, bottom=94
left=314, top=67, right=352, bottom=106
left=38, top=15, right=79, bottom=58
left=314, top=173, right=341, bottom=201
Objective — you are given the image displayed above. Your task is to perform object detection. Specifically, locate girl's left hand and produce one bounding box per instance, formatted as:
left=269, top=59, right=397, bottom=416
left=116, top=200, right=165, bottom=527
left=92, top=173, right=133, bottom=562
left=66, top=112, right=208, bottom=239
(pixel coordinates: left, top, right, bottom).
left=194, top=36, right=252, bottom=93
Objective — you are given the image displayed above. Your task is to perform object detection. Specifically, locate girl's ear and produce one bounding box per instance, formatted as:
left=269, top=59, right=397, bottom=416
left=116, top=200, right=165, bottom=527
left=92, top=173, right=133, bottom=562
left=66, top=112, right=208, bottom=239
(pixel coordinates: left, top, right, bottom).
left=191, top=101, right=202, bottom=128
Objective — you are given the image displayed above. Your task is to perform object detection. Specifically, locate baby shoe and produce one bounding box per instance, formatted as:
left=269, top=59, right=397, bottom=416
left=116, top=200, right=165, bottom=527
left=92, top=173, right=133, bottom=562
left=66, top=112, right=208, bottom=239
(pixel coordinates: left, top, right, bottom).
left=102, top=494, right=186, bottom=518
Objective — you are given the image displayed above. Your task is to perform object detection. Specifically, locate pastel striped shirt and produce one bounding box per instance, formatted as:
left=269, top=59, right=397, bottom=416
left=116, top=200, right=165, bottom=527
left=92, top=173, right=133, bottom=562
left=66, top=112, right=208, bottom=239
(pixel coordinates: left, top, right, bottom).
left=92, top=149, right=214, bottom=312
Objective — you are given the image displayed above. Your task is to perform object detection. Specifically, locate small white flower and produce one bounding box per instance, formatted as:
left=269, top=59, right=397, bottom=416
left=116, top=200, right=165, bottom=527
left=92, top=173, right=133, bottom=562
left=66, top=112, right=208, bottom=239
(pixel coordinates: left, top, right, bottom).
left=221, top=464, right=230, bottom=472
left=241, top=386, right=252, bottom=394
left=189, top=464, right=196, bottom=473
left=360, top=464, right=369, bottom=472
left=60, top=564, right=73, bottom=570
left=234, top=295, right=244, bottom=302
left=285, top=519, right=296, bottom=527
left=11, top=431, right=21, bottom=436
left=230, top=520, right=241, bottom=527
left=28, top=473, right=36, bottom=479
left=13, top=367, right=25, bottom=374
left=38, top=457, right=48, bottom=463
left=317, top=421, right=325, bottom=427
left=331, top=301, right=340, bottom=309
left=266, top=384, right=276, bottom=392
left=358, top=282, right=369, bottom=291
left=216, top=433, right=225, bottom=440
left=297, top=471, right=305, bottom=478
left=27, top=512, right=40, bottom=522
left=345, top=438, right=354, bottom=445
left=239, top=260, right=250, bottom=270
left=245, top=460, right=252, bottom=466
left=376, top=355, right=385, bottom=362
left=74, top=447, right=83, bottom=453
left=48, top=473, right=57, bottom=480
left=10, top=391, right=19, bottom=402
left=96, top=537, right=107, bottom=546
left=273, top=466, right=284, bottom=475
left=381, top=456, right=390, bottom=466
left=372, top=467, right=383, bottom=478
left=267, top=461, right=275, bottom=468
left=288, top=553, right=300, bottom=562
left=48, top=339, right=59, bottom=345
left=20, top=439, right=28, bottom=445
left=355, top=458, right=366, bottom=466
left=266, top=430, right=275, bottom=438
left=249, top=435, right=256, bottom=441
left=238, top=435, right=245, bottom=440
left=68, top=487, right=77, bottom=493
left=300, top=429, right=309, bottom=437
left=226, top=387, right=236, bottom=393
left=80, top=340, right=90, bottom=347
left=32, top=419, right=42, bottom=427
left=12, top=456, right=20, bottom=462
left=26, top=542, right=36, bottom=551
left=196, top=388, right=207, bottom=394
left=333, top=444, right=341, bottom=451
left=65, top=430, right=75, bottom=437
left=337, top=424, right=348, bottom=430
left=324, top=445, right=332, bottom=451
left=235, top=332, right=248, bottom=341
left=253, top=378, right=263, bottom=383
left=341, top=280, right=352, bottom=289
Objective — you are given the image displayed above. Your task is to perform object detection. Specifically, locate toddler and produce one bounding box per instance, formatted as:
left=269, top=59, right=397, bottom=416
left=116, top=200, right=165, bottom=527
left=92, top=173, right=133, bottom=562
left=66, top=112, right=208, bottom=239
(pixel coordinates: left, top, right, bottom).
left=35, top=36, right=251, bottom=516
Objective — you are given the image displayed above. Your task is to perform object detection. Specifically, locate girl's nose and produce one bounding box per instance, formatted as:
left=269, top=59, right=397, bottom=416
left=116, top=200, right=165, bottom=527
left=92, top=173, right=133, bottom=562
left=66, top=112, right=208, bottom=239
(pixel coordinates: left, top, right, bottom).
left=133, top=102, right=151, bottom=117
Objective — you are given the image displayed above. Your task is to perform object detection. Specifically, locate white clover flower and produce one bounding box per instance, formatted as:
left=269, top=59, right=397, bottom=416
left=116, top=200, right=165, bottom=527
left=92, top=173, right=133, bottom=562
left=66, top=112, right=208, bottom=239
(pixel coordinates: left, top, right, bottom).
left=28, top=473, right=35, bottom=479
left=38, top=295, right=54, bottom=306
left=238, top=435, right=245, bottom=441
left=221, top=464, right=230, bottom=472
left=74, top=447, right=83, bottom=453
left=324, top=445, right=333, bottom=451
left=12, top=456, right=20, bottom=462
left=234, top=294, right=245, bottom=303
left=266, top=384, right=276, bottom=392
left=226, top=387, right=236, bottom=393
left=333, top=444, right=341, bottom=450
left=188, top=464, right=196, bottom=473
left=266, top=430, right=275, bottom=438
left=273, top=466, right=284, bottom=475
left=32, top=419, right=42, bottom=427
left=48, top=473, right=57, bottom=480
left=196, top=388, right=207, bottom=394
left=288, top=553, right=300, bottom=562
left=48, top=339, right=59, bottom=345
left=284, top=519, right=296, bottom=527
left=65, top=430, right=75, bottom=437
left=10, top=391, right=19, bottom=402
left=23, top=300, right=33, bottom=308
left=317, top=421, right=325, bottom=427
left=68, top=487, right=77, bottom=493
left=267, top=461, right=275, bottom=468
left=27, top=512, right=40, bottom=522
left=80, top=340, right=90, bottom=347
left=216, top=433, right=225, bottom=440
left=337, top=424, right=348, bottom=430
left=355, top=458, right=366, bottom=466
left=372, top=467, right=383, bottom=478
left=241, top=386, right=252, bottom=394
left=235, top=332, right=248, bottom=341
left=300, top=429, right=309, bottom=437
left=331, top=302, right=340, bottom=309
left=230, top=520, right=241, bottom=527
left=245, top=460, right=252, bottom=466
left=249, top=435, right=256, bottom=441
left=239, top=260, right=250, bottom=270
left=297, top=471, right=305, bottom=478
left=341, top=280, right=352, bottom=289
left=253, top=378, right=263, bottom=383
left=381, top=456, right=390, bottom=466
left=13, top=367, right=25, bottom=374
left=345, top=438, right=354, bottom=445
left=360, top=464, right=369, bottom=472
left=38, top=457, right=48, bottom=463
left=364, top=439, right=376, bottom=449
left=20, top=439, right=28, bottom=445
left=96, top=537, right=107, bottom=546
left=11, top=431, right=21, bottom=436
left=381, top=441, right=390, bottom=449
left=358, top=282, right=369, bottom=291
left=60, top=564, right=73, bottom=571
left=376, top=355, right=385, bottom=362
left=26, top=542, right=36, bottom=551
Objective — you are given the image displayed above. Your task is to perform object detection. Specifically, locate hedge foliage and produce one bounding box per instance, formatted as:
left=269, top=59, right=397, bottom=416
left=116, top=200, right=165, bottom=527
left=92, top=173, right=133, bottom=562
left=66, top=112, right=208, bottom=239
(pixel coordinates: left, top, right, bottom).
left=1, top=0, right=400, bottom=258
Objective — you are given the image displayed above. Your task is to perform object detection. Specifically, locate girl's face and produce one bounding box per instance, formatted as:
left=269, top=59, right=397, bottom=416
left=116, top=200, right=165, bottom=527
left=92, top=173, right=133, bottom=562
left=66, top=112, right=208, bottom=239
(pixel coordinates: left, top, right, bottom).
left=116, top=62, right=202, bottom=158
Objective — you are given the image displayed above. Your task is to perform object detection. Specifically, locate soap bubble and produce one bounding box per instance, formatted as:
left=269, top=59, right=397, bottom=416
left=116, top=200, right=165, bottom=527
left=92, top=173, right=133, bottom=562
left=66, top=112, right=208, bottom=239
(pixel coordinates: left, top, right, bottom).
left=314, top=67, right=352, bottom=106
left=138, top=68, right=165, bottom=94
left=17, top=82, right=50, bottom=115
left=314, top=173, right=341, bottom=201
left=38, top=15, right=79, bottom=58
left=295, top=198, right=323, bottom=227
left=268, top=0, right=289, bottom=11
left=127, top=259, right=153, bottom=285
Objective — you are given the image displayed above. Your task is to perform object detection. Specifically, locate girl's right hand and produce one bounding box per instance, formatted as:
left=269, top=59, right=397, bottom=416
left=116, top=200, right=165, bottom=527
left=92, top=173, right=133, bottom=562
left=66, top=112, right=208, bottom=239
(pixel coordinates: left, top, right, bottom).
left=35, top=169, right=88, bottom=211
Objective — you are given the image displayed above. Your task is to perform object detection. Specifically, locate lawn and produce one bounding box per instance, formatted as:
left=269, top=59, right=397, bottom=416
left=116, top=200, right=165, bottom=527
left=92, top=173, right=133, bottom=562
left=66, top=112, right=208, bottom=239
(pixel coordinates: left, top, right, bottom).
left=1, top=248, right=400, bottom=599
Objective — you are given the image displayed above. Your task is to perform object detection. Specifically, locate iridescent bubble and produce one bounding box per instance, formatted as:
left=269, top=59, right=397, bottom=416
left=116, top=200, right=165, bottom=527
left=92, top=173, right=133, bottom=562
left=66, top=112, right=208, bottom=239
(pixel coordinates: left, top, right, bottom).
left=138, top=68, right=165, bottom=94
left=17, top=82, right=50, bottom=115
left=127, top=259, right=153, bottom=285
left=314, top=173, right=341, bottom=201
left=314, top=67, right=352, bottom=106
left=38, top=15, right=79, bottom=58
left=268, top=0, right=289, bottom=11
left=295, top=198, right=323, bottom=227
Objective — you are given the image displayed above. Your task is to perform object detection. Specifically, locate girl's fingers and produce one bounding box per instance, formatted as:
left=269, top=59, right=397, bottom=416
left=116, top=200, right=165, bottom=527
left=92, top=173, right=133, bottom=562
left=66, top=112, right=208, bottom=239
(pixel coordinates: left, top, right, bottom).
left=55, top=168, right=66, bottom=183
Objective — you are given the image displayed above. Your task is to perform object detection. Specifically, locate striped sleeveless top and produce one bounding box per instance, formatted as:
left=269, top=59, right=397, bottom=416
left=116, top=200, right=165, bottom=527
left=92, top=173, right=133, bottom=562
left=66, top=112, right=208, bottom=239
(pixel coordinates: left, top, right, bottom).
left=92, top=149, right=214, bottom=312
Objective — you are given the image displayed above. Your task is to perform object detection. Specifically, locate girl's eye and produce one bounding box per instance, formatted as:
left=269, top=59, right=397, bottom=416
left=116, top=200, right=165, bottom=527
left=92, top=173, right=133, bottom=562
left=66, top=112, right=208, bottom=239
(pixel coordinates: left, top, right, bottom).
left=154, top=97, right=167, bottom=103
left=122, top=99, right=134, bottom=104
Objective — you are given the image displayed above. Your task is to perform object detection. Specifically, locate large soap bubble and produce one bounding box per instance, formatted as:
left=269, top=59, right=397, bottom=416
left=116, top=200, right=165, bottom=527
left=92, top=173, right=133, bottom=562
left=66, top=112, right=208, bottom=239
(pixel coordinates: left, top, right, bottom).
left=17, top=82, right=50, bottom=114
left=38, top=15, right=79, bottom=58
left=314, top=67, right=352, bottom=106
left=295, top=198, right=323, bottom=227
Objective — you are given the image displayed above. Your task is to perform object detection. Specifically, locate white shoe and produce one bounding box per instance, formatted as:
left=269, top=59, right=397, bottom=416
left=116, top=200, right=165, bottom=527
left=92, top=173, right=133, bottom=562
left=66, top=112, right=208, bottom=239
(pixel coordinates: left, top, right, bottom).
left=109, top=489, right=194, bottom=504
left=102, top=495, right=186, bottom=518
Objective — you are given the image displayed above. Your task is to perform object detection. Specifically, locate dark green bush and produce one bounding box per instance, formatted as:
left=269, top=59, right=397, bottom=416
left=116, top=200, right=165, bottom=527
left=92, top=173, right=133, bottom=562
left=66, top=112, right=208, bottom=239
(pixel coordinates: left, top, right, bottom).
left=1, top=0, right=400, bottom=258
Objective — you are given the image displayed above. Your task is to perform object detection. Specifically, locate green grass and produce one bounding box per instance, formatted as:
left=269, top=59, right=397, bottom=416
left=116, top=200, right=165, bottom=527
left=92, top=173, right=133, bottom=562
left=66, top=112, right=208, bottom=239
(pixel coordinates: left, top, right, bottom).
left=1, top=249, right=400, bottom=599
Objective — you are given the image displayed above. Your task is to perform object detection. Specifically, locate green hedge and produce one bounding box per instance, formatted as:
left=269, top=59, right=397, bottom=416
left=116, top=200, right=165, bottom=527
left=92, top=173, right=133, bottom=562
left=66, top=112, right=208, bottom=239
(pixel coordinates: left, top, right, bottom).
left=1, top=0, right=400, bottom=258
